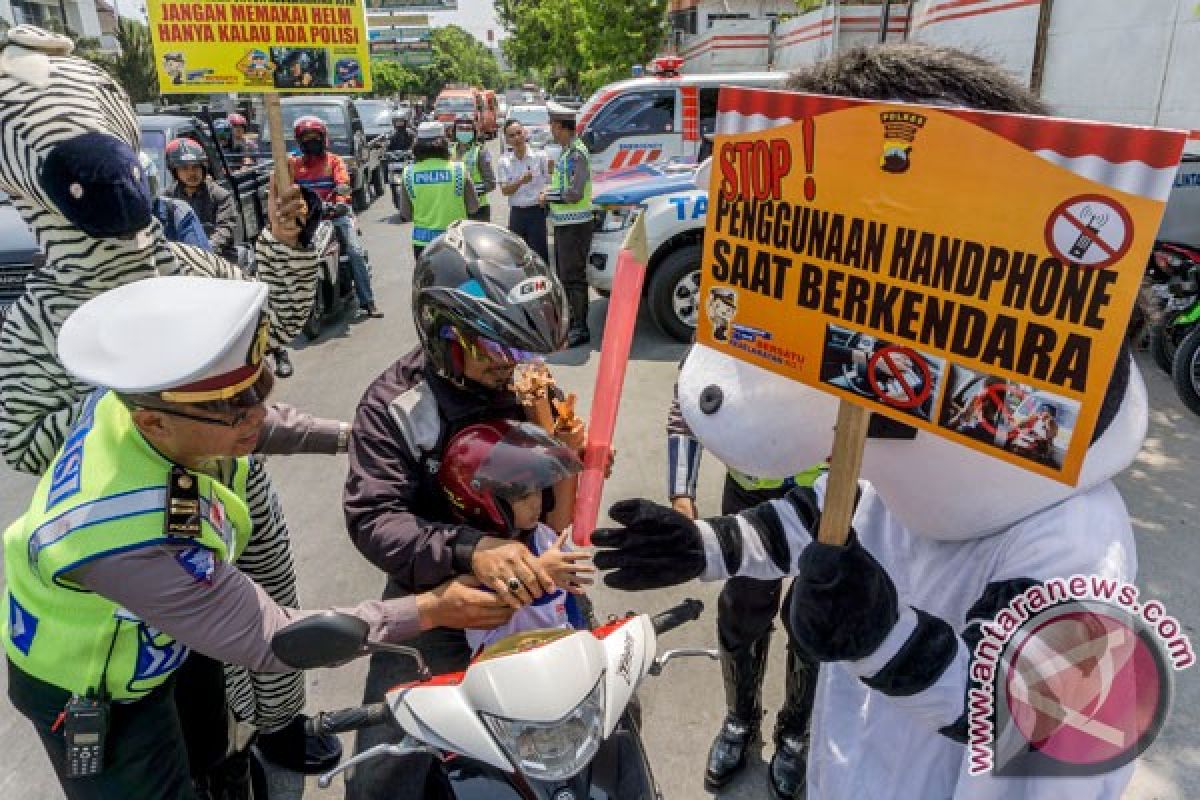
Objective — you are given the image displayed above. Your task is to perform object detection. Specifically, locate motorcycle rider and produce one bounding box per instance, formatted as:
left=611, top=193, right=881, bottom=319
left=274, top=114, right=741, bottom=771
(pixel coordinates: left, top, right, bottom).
left=288, top=115, right=382, bottom=319
left=452, top=119, right=496, bottom=222
left=3, top=276, right=514, bottom=800
left=225, top=112, right=258, bottom=166
left=165, top=137, right=239, bottom=263
left=139, top=151, right=210, bottom=250
left=396, top=121, right=478, bottom=260
left=342, top=221, right=569, bottom=800
left=386, top=113, right=414, bottom=153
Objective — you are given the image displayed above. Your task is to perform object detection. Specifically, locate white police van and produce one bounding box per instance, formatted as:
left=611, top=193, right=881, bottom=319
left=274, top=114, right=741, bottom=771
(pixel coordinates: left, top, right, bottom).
left=588, top=161, right=709, bottom=342
left=576, top=58, right=786, bottom=175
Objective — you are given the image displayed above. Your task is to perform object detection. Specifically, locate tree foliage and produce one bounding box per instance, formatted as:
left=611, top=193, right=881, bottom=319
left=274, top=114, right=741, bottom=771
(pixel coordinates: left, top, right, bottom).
left=370, top=59, right=420, bottom=97
left=496, top=0, right=667, bottom=95
left=577, top=0, right=667, bottom=93
left=74, top=18, right=158, bottom=104
left=415, top=25, right=503, bottom=99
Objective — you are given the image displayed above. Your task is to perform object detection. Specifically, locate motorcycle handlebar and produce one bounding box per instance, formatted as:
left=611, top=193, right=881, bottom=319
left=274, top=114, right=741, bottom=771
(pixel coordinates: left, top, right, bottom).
left=650, top=598, right=704, bottom=636
left=306, top=703, right=391, bottom=737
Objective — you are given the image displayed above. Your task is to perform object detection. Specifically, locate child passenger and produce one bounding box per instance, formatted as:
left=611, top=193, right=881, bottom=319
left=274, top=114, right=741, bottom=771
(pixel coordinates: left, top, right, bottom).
left=438, top=419, right=595, bottom=651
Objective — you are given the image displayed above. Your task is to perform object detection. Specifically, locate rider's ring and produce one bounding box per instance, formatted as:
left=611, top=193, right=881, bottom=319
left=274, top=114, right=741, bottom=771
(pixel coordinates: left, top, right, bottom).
left=506, top=577, right=523, bottom=594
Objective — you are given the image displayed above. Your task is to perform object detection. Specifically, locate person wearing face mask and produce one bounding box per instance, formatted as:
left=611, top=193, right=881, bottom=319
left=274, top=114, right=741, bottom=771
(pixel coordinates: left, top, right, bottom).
left=396, top=122, right=479, bottom=260
left=288, top=115, right=381, bottom=319
left=452, top=119, right=496, bottom=222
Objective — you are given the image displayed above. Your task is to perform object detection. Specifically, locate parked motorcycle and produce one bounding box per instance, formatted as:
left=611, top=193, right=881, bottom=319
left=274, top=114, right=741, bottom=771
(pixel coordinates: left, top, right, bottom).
left=303, top=201, right=370, bottom=340
left=1145, top=241, right=1200, bottom=372
left=385, top=150, right=413, bottom=212
left=271, top=598, right=715, bottom=799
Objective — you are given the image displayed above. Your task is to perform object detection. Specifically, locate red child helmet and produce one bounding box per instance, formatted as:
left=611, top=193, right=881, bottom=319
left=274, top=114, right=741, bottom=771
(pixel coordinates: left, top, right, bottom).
left=439, top=419, right=581, bottom=534
left=227, top=112, right=248, bottom=129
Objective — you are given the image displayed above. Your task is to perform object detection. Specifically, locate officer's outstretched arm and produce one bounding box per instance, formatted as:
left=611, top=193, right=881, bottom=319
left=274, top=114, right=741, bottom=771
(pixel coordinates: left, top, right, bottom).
left=71, top=544, right=424, bottom=674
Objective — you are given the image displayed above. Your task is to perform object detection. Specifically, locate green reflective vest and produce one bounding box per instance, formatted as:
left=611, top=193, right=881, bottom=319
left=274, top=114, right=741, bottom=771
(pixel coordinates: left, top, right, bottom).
left=3, top=391, right=251, bottom=700
left=728, top=463, right=828, bottom=493
left=404, top=158, right=469, bottom=248
left=549, top=138, right=593, bottom=226
left=462, top=144, right=490, bottom=208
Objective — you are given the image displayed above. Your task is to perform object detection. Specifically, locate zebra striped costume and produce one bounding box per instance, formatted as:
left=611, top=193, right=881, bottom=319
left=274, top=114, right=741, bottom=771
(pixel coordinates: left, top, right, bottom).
left=0, top=27, right=316, bottom=732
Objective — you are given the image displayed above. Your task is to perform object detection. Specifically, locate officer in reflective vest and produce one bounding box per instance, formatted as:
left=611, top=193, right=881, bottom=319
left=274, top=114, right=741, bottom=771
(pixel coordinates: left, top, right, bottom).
left=397, top=121, right=480, bottom=261
left=452, top=118, right=496, bottom=223
left=2, top=276, right=514, bottom=800
left=541, top=101, right=593, bottom=348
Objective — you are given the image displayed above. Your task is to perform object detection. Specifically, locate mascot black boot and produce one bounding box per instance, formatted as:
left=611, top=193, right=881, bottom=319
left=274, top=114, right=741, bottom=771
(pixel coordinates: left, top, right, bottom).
left=769, top=640, right=817, bottom=799
left=705, top=634, right=770, bottom=789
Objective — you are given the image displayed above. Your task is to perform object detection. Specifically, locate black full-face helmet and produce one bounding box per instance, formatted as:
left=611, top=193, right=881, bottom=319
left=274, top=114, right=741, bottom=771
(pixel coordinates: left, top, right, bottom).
left=413, top=221, right=568, bottom=381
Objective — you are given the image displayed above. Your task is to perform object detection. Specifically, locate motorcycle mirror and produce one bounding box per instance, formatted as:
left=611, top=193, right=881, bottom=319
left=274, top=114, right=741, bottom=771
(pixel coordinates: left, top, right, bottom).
left=271, top=611, right=369, bottom=669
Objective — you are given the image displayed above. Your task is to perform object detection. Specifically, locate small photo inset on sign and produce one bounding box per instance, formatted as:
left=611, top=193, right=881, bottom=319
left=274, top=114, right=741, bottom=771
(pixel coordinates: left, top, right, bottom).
left=819, top=325, right=944, bottom=423
left=938, top=365, right=1079, bottom=469
left=272, top=48, right=330, bottom=89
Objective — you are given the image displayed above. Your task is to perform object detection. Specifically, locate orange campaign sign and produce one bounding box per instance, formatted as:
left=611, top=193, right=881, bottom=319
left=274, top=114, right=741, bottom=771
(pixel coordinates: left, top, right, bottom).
left=698, top=88, right=1187, bottom=484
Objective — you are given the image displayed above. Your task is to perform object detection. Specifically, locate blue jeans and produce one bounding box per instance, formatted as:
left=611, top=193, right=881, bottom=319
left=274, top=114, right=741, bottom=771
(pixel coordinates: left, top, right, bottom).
left=332, top=214, right=374, bottom=307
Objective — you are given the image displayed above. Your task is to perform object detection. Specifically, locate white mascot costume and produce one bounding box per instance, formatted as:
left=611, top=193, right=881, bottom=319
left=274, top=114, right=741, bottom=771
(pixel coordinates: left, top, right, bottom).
left=0, top=27, right=317, bottom=744
left=594, top=45, right=1150, bottom=800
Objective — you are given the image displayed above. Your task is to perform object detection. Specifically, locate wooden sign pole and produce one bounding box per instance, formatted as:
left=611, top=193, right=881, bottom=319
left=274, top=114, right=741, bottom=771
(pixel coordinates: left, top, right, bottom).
left=264, top=94, right=291, bottom=197
left=815, top=401, right=871, bottom=546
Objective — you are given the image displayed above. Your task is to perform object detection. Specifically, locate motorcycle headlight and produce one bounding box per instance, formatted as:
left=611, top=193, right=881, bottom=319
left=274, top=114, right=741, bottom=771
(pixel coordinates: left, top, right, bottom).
left=480, top=677, right=605, bottom=782
left=597, top=204, right=642, bottom=233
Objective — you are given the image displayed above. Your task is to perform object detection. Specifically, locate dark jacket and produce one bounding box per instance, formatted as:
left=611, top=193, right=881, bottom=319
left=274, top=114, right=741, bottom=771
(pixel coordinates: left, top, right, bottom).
left=343, top=348, right=525, bottom=594
left=170, top=176, right=239, bottom=260
left=387, top=128, right=414, bottom=152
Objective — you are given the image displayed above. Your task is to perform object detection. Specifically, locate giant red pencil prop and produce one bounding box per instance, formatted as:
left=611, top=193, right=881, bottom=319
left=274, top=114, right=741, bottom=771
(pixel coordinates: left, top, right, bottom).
left=572, top=215, right=649, bottom=545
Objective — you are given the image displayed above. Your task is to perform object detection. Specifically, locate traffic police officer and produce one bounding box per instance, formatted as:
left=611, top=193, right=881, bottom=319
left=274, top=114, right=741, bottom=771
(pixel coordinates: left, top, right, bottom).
left=452, top=119, right=496, bottom=222
left=2, top=276, right=514, bottom=800
left=397, top=121, right=479, bottom=261
left=541, top=101, right=593, bottom=347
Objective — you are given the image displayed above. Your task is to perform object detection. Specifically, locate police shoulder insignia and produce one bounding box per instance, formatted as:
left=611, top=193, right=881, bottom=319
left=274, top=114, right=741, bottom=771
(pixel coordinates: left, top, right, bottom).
left=165, top=465, right=202, bottom=537
left=174, top=546, right=215, bottom=585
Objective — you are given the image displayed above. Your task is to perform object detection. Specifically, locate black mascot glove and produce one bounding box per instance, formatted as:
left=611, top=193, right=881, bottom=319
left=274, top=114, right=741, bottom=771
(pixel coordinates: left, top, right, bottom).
left=786, top=531, right=899, bottom=663
left=592, top=498, right=705, bottom=591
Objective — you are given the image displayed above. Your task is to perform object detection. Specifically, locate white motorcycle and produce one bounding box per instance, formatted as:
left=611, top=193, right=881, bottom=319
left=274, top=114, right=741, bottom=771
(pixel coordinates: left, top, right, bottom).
left=271, top=599, right=715, bottom=799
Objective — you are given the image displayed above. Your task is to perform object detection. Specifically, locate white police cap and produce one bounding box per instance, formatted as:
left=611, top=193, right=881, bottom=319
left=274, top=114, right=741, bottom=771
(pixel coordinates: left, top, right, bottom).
left=416, top=121, right=446, bottom=141
left=546, top=101, right=577, bottom=123
left=58, top=276, right=271, bottom=402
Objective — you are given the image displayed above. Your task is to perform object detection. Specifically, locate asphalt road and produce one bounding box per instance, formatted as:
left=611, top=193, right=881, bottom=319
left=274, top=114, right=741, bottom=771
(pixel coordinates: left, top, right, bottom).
left=0, top=155, right=1197, bottom=799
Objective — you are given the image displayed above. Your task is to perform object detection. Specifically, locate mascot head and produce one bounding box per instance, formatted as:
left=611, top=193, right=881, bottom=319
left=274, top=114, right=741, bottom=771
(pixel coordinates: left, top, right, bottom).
left=681, top=44, right=1148, bottom=541
left=0, top=26, right=152, bottom=239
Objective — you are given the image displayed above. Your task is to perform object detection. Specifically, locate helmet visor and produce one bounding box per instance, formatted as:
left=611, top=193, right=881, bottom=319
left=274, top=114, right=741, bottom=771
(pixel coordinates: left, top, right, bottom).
left=473, top=423, right=582, bottom=500
left=442, top=325, right=542, bottom=366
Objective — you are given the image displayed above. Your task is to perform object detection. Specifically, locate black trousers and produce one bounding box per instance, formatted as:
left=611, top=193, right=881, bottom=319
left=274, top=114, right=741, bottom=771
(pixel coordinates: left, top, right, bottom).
left=507, top=204, right=549, bottom=264
left=553, top=221, right=593, bottom=332
left=469, top=205, right=491, bottom=222
left=172, top=654, right=230, bottom=780
left=715, top=475, right=817, bottom=735
left=716, top=475, right=795, bottom=651
left=345, top=580, right=473, bottom=800
left=7, top=660, right=197, bottom=800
